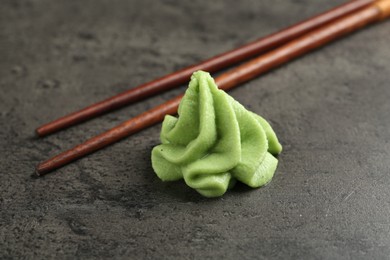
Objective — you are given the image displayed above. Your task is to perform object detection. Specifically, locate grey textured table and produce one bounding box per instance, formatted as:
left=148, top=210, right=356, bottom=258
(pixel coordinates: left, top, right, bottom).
left=1, top=0, right=390, bottom=259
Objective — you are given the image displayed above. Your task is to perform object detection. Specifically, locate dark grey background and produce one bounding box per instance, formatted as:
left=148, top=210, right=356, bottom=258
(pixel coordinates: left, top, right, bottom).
left=1, top=0, right=389, bottom=259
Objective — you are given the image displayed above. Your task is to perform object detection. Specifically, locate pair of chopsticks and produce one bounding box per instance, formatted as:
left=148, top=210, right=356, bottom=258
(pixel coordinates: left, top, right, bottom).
left=35, top=0, right=390, bottom=176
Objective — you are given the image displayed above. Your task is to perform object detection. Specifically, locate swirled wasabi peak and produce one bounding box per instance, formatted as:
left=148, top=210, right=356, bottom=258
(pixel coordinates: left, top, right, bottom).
left=151, top=71, right=282, bottom=197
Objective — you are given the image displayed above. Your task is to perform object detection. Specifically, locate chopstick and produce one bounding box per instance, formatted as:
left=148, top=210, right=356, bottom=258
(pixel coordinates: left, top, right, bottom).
left=35, top=0, right=376, bottom=137
left=35, top=0, right=390, bottom=176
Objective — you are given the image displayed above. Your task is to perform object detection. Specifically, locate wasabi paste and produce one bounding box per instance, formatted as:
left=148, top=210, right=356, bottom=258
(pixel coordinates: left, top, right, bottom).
left=151, top=71, right=282, bottom=197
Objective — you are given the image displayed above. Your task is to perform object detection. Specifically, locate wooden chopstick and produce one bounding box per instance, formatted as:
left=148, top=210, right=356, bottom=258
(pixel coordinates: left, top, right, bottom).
left=35, top=0, right=390, bottom=176
left=35, top=0, right=376, bottom=137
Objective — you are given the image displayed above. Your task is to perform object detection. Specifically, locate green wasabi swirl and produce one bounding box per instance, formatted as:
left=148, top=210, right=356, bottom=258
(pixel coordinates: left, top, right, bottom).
left=151, top=71, right=282, bottom=197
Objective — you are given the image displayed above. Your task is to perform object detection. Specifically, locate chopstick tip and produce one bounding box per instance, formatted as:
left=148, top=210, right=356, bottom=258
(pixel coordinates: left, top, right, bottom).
left=30, top=169, right=42, bottom=179
left=35, top=127, right=44, bottom=138
left=34, top=168, right=42, bottom=177
left=33, top=130, right=41, bottom=139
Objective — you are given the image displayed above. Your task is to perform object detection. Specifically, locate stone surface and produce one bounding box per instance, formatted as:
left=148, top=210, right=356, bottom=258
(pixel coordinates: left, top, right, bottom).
left=1, top=0, right=390, bottom=259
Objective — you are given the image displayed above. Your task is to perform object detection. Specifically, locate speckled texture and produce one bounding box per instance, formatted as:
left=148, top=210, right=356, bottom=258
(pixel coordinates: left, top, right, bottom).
left=1, top=0, right=390, bottom=259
